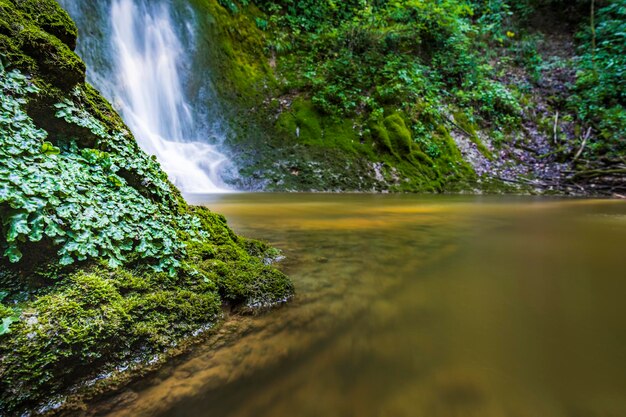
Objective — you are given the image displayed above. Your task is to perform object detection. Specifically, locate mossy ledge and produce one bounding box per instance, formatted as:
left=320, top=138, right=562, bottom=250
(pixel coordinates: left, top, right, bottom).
left=0, top=1, right=293, bottom=415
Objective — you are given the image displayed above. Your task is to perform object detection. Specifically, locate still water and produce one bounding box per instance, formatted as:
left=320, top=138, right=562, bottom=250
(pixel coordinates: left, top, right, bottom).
left=101, top=195, right=626, bottom=417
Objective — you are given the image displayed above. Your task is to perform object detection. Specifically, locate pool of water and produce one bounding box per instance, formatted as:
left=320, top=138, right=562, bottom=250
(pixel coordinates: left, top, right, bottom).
left=98, top=194, right=626, bottom=417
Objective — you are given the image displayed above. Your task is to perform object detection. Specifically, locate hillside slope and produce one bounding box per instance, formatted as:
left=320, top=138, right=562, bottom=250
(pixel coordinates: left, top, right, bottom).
left=196, top=0, right=625, bottom=194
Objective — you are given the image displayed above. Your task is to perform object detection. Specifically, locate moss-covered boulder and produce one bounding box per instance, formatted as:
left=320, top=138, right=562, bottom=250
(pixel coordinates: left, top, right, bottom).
left=0, top=0, right=84, bottom=89
left=0, top=1, right=293, bottom=414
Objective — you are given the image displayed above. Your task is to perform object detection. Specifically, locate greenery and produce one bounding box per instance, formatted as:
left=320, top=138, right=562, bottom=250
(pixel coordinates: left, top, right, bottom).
left=0, top=69, right=203, bottom=273
left=0, top=1, right=293, bottom=414
left=0, top=0, right=623, bottom=412
left=209, top=0, right=624, bottom=192
left=256, top=0, right=522, bottom=129
left=572, top=0, right=626, bottom=157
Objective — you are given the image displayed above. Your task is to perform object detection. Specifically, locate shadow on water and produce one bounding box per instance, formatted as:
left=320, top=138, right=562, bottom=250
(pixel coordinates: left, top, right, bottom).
left=92, top=195, right=626, bottom=417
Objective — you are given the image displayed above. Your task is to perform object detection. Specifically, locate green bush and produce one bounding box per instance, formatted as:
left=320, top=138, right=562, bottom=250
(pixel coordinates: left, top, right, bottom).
left=257, top=0, right=523, bottom=139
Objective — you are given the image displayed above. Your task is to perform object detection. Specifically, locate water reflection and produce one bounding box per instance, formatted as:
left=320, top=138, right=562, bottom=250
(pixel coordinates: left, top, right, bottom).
left=97, top=195, right=626, bottom=417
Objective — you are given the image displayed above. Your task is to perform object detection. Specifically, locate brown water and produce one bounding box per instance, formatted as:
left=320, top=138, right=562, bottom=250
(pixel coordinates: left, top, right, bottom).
left=101, top=195, right=626, bottom=417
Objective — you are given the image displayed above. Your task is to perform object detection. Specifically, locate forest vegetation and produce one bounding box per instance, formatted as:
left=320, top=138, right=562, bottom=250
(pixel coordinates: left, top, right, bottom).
left=209, top=0, right=625, bottom=193
left=0, top=0, right=624, bottom=414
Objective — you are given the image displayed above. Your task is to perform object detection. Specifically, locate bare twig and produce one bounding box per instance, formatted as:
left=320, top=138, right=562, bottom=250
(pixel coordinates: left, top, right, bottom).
left=572, top=168, right=626, bottom=179
left=591, top=0, right=597, bottom=68
left=553, top=111, right=559, bottom=144
left=573, top=127, right=592, bottom=162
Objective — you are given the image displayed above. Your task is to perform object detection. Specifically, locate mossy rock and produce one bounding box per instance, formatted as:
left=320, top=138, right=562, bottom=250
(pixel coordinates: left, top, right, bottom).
left=11, top=0, right=78, bottom=49
left=0, top=0, right=84, bottom=89
left=188, top=206, right=294, bottom=309
left=17, top=26, right=85, bottom=89
left=0, top=266, right=223, bottom=414
left=0, top=2, right=294, bottom=415
left=276, top=98, right=322, bottom=142
left=384, top=113, right=413, bottom=155
left=369, top=113, right=413, bottom=157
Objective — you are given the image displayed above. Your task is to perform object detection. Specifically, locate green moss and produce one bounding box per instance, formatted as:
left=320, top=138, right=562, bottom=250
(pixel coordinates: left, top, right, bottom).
left=0, top=3, right=294, bottom=415
left=453, top=111, right=494, bottom=160
left=0, top=266, right=223, bottom=414
left=384, top=113, right=413, bottom=155
left=0, top=0, right=84, bottom=90
left=369, top=118, right=394, bottom=155
left=187, top=206, right=294, bottom=308
left=276, top=98, right=321, bottom=142
left=263, top=101, right=477, bottom=192
left=12, top=0, right=78, bottom=50
left=275, top=98, right=366, bottom=156
left=79, top=83, right=127, bottom=132
left=0, top=202, right=293, bottom=414
left=368, top=113, right=413, bottom=157
left=17, top=27, right=85, bottom=90
left=452, top=111, right=478, bottom=137
left=190, top=0, right=274, bottom=106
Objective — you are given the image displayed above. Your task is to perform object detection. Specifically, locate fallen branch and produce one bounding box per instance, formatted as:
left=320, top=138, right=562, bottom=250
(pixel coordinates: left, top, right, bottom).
left=538, top=145, right=569, bottom=160
left=571, top=168, right=626, bottom=179
left=445, top=116, right=475, bottom=139
left=515, top=143, right=540, bottom=154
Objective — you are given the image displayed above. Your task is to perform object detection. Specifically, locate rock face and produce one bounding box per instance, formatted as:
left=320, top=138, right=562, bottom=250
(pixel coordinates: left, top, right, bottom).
left=0, top=1, right=292, bottom=414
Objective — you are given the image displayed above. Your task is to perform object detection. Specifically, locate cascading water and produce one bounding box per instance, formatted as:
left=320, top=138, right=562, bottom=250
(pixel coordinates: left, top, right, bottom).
left=58, top=0, right=233, bottom=193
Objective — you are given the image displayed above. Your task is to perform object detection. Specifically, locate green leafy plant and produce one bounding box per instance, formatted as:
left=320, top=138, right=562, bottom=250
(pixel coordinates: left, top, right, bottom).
left=0, top=69, right=206, bottom=274
left=570, top=0, right=626, bottom=157
left=258, top=0, right=523, bottom=141
left=0, top=291, right=20, bottom=336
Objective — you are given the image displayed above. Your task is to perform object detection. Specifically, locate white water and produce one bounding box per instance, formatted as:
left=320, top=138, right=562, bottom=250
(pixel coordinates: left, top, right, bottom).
left=61, top=0, right=232, bottom=193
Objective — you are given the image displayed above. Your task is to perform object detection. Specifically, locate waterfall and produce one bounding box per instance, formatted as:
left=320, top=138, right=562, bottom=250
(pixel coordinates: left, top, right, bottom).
left=58, top=0, right=233, bottom=193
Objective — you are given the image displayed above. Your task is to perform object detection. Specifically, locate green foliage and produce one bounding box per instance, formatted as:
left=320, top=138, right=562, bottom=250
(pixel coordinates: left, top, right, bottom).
left=0, top=225, right=292, bottom=414
left=247, top=0, right=623, bottom=184
left=0, top=68, right=293, bottom=413
left=470, top=0, right=625, bottom=158
left=0, top=69, right=207, bottom=273
left=218, top=0, right=240, bottom=14
left=255, top=17, right=269, bottom=30
left=0, top=290, right=19, bottom=335
left=0, top=206, right=293, bottom=414
left=259, top=0, right=523, bottom=147
left=571, top=0, right=626, bottom=157
left=0, top=4, right=295, bottom=414
left=255, top=0, right=369, bottom=32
